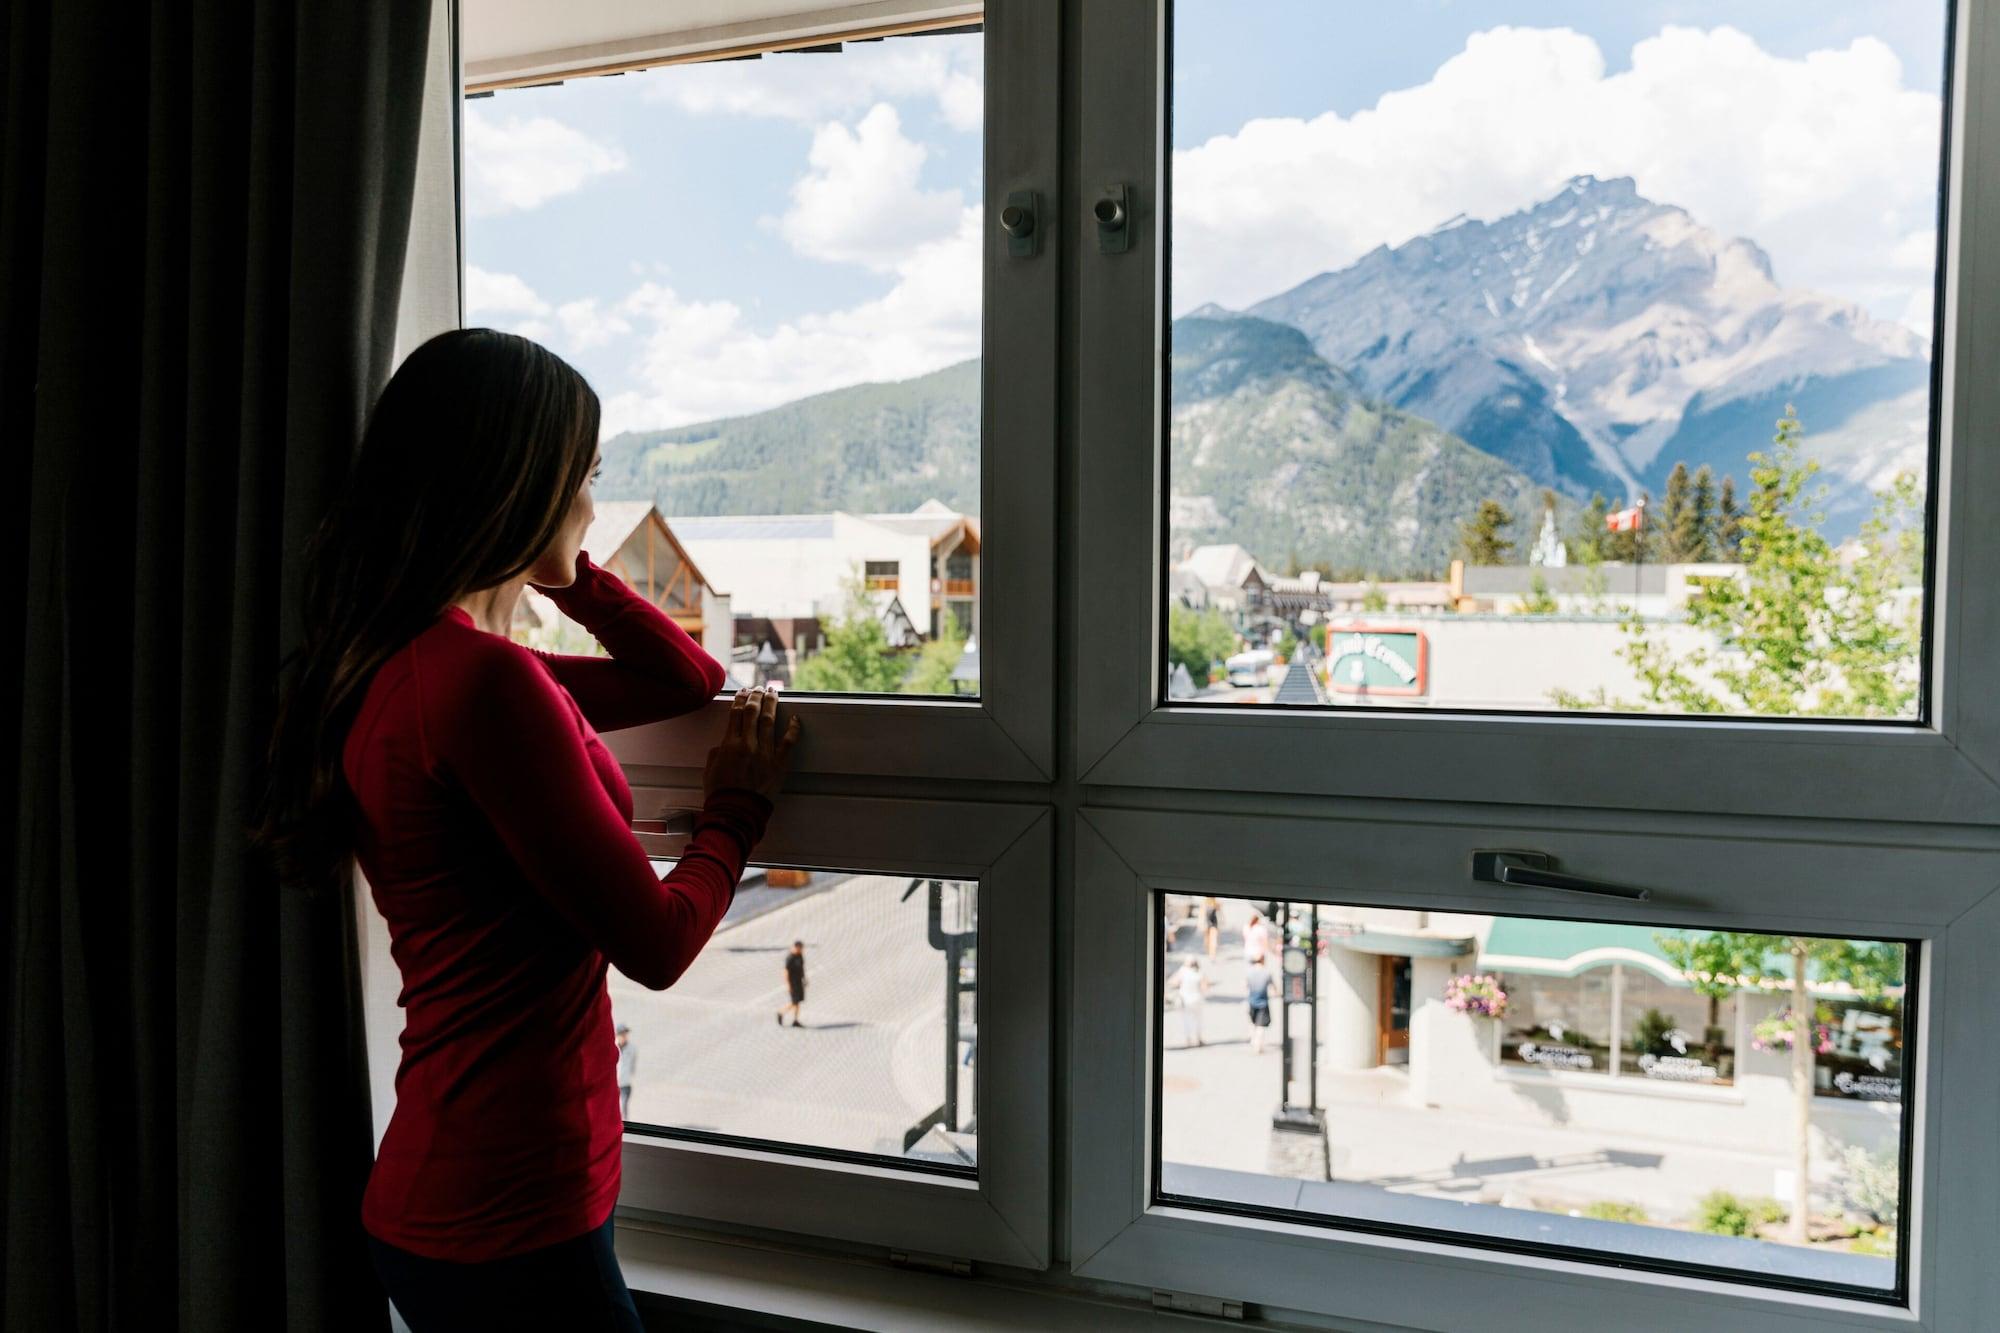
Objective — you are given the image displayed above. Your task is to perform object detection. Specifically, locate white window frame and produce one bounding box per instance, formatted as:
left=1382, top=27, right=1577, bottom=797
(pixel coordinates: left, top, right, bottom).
left=1071, top=0, right=2000, bottom=827
left=616, top=791, right=1051, bottom=1267
left=403, top=0, right=1061, bottom=1275
left=594, top=0, right=1060, bottom=787
left=1070, top=805, right=2000, bottom=1329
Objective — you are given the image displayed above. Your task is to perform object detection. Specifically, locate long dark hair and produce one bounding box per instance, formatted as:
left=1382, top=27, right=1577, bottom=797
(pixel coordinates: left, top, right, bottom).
left=255, top=328, right=601, bottom=889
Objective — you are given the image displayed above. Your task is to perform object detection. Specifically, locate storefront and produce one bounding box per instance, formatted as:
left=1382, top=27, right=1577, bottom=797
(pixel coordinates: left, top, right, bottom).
left=1317, top=915, right=1906, bottom=1167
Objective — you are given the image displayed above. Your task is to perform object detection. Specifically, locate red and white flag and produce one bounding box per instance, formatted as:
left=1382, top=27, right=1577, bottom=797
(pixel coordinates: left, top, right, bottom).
left=1606, top=503, right=1645, bottom=533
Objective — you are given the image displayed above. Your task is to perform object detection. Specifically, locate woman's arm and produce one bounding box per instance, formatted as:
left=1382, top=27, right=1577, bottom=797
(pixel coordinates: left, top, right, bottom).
left=530, top=551, right=729, bottom=731
left=435, top=642, right=766, bottom=990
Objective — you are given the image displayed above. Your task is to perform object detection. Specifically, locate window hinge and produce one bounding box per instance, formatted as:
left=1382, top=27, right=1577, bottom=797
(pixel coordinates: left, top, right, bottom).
left=889, top=1250, right=972, bottom=1277
left=1153, top=1290, right=1244, bottom=1319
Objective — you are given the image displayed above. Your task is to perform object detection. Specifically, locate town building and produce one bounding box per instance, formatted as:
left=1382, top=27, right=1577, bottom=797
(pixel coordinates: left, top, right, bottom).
left=514, top=501, right=732, bottom=662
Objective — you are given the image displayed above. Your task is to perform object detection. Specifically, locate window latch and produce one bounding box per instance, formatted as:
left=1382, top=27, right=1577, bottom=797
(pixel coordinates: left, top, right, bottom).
left=1472, top=850, right=1650, bottom=901
left=1001, top=190, right=1039, bottom=257
left=1095, top=183, right=1131, bottom=253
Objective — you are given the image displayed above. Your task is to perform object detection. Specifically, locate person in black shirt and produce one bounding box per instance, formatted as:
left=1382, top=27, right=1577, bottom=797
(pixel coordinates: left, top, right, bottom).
left=778, top=940, right=807, bottom=1027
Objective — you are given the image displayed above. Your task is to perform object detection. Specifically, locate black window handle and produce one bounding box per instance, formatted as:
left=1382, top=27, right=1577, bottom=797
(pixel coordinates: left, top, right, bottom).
left=1471, top=850, right=1650, bottom=901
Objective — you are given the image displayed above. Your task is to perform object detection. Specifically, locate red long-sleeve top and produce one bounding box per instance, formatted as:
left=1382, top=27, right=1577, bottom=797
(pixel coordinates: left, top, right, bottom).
left=345, top=552, right=765, bottom=1262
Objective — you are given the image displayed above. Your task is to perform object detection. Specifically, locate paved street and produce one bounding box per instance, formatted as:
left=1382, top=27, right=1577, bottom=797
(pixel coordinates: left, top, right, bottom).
left=1160, top=911, right=1805, bottom=1229
left=608, top=873, right=976, bottom=1166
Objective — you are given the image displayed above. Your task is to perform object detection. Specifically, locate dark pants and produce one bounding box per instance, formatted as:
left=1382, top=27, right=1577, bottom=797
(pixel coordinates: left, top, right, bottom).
left=368, top=1216, right=643, bottom=1332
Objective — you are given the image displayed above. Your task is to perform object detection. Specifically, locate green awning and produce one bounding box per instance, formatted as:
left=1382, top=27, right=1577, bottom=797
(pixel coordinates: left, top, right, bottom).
left=1477, top=918, right=1690, bottom=984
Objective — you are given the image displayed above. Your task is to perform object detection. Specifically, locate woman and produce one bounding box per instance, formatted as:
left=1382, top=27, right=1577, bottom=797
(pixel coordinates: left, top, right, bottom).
left=256, top=329, right=797, bottom=1331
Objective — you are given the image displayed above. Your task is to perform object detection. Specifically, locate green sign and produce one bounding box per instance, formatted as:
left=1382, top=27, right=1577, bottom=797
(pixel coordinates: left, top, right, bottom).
left=1326, top=628, right=1428, bottom=696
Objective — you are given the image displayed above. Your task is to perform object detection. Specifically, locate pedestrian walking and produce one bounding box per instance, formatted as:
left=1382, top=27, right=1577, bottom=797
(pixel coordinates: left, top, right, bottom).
left=614, top=1024, right=636, bottom=1118
left=1243, top=955, right=1275, bottom=1055
left=1243, top=910, right=1271, bottom=965
left=778, top=940, right=807, bottom=1027
left=1202, top=896, right=1222, bottom=959
left=1171, top=958, right=1209, bottom=1048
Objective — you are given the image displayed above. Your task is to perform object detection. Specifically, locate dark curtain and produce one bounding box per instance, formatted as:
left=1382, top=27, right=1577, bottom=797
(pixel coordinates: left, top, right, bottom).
left=2, top=1, right=435, bottom=1328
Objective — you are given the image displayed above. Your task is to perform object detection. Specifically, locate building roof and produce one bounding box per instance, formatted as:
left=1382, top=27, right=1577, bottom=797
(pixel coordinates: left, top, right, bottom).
left=1179, top=544, right=1261, bottom=591
left=669, top=514, right=838, bottom=542
left=583, top=501, right=657, bottom=559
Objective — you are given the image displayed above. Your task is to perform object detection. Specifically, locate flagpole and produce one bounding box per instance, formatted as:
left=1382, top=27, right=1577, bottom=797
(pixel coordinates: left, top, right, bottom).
left=1634, top=498, right=1646, bottom=608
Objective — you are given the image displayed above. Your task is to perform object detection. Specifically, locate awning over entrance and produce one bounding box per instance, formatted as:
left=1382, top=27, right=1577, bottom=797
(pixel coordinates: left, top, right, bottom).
left=1477, top=918, right=1689, bottom=984
left=1335, top=930, right=1473, bottom=958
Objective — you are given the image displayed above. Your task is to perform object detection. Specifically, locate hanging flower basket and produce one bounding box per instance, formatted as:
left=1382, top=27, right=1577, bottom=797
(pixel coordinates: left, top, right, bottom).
left=1751, top=1008, right=1834, bottom=1054
left=1445, top=972, right=1508, bottom=1018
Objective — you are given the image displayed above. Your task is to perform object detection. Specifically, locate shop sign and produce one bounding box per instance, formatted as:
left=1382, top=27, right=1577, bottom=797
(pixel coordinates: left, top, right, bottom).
left=1516, top=1040, right=1594, bottom=1071
left=1326, top=627, right=1429, bottom=696
left=1638, top=1053, right=1722, bottom=1082
left=1832, top=1072, right=1901, bottom=1101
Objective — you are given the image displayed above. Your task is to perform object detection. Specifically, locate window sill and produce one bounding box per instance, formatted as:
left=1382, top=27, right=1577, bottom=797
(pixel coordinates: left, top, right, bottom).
left=611, top=1217, right=1192, bottom=1331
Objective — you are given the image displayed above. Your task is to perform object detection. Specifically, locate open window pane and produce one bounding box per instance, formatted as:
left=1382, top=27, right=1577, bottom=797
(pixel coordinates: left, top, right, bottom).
left=466, top=32, right=984, bottom=696
left=1165, top=2, right=1946, bottom=721
left=1157, top=894, right=1913, bottom=1298
left=612, top=865, right=977, bottom=1173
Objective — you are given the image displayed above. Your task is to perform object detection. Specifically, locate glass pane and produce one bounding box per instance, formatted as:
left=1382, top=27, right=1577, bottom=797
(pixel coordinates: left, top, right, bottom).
left=1157, top=894, right=1914, bottom=1297
left=611, top=864, right=977, bottom=1173
left=465, top=32, right=984, bottom=695
left=1166, top=3, right=1946, bottom=720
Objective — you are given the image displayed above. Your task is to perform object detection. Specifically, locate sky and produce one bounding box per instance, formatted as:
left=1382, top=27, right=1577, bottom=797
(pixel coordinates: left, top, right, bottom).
left=464, top=5, right=1949, bottom=438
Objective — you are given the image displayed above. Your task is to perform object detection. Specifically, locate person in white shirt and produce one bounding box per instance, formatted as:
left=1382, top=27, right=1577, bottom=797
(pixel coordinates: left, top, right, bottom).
left=1171, top=959, right=1210, bottom=1047
left=1242, top=910, right=1272, bottom=965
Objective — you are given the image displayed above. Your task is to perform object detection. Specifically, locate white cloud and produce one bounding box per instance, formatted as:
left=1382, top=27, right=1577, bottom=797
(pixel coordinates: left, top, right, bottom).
left=464, top=265, right=549, bottom=316
left=463, top=107, right=627, bottom=217
left=596, top=205, right=981, bottom=435
left=1172, top=26, right=1944, bottom=328
left=643, top=36, right=982, bottom=132
left=778, top=104, right=965, bottom=270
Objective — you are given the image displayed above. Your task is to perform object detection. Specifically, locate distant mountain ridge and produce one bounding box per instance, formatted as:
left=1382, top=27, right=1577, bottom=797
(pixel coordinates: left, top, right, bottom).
left=598, top=176, right=1928, bottom=572
left=1244, top=175, right=1930, bottom=526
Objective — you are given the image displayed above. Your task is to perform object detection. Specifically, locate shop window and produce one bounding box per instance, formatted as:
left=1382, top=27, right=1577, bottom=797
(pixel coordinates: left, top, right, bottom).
left=1156, top=894, right=1914, bottom=1297
left=610, top=863, right=977, bottom=1174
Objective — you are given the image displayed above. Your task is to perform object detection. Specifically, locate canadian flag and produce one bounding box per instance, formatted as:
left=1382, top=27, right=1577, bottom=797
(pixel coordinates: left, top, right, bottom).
left=1605, top=503, right=1645, bottom=533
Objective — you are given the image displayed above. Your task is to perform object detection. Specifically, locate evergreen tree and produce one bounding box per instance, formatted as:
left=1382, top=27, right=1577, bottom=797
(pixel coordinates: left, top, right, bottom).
left=1659, top=463, right=1692, bottom=559
left=1716, top=475, right=1744, bottom=558
left=1568, top=493, right=1611, bottom=563
left=1459, top=499, right=1516, bottom=566
left=1682, top=464, right=1718, bottom=562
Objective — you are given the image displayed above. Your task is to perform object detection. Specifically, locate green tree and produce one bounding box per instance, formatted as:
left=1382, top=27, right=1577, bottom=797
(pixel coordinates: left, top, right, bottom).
left=901, top=618, right=969, bottom=695
left=1661, top=462, right=1719, bottom=562
left=1518, top=572, right=1559, bottom=615
left=1568, top=493, right=1611, bottom=564
left=791, top=582, right=911, bottom=694
left=1659, top=463, right=1693, bottom=558
left=1167, top=605, right=1240, bottom=682
left=1716, top=475, right=1745, bottom=558
left=1362, top=581, right=1389, bottom=613
left=1592, top=408, right=1922, bottom=718
left=1460, top=499, right=1516, bottom=565
left=1658, top=929, right=1904, bottom=1244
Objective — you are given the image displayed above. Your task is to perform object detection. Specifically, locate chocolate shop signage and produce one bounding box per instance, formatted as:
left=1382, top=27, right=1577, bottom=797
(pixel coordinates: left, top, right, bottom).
left=1326, top=627, right=1429, bottom=697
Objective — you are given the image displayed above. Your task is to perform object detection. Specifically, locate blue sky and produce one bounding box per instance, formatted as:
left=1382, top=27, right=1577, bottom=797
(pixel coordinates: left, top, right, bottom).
left=464, top=7, right=1948, bottom=436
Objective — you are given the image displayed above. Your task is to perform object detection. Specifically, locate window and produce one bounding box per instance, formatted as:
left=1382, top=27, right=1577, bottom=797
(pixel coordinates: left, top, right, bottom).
left=1154, top=892, right=1913, bottom=1296
left=613, top=864, right=976, bottom=1172
left=465, top=31, right=986, bottom=697
left=1160, top=0, right=1947, bottom=723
